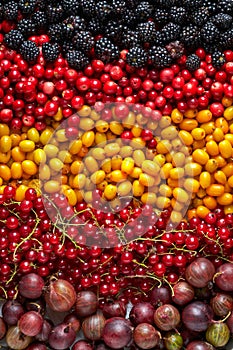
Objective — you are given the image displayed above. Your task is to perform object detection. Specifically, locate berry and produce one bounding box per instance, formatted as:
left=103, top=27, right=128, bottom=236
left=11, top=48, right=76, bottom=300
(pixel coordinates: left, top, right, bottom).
left=17, top=19, right=37, bottom=37
left=4, top=30, right=24, bottom=50
left=3, top=1, right=19, bottom=21
left=18, top=0, right=36, bottom=14
left=126, top=46, right=148, bottom=67
left=73, top=31, right=95, bottom=54
left=149, top=46, right=172, bottom=68
left=66, top=50, right=89, bottom=70
left=185, top=54, right=201, bottom=71
left=19, top=41, right=40, bottom=63
left=211, top=50, right=226, bottom=68
left=95, top=38, right=119, bottom=63
left=42, top=43, right=60, bottom=63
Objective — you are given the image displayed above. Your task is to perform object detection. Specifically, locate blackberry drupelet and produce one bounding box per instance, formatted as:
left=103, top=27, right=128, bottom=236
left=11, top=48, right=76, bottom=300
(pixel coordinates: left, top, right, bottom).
left=153, top=8, right=169, bottom=27
left=18, top=0, right=36, bottom=14
left=73, top=31, right=95, bottom=54
left=201, top=21, right=220, bottom=43
left=149, top=46, right=172, bottom=68
left=3, top=1, right=19, bottom=21
left=62, top=0, right=80, bottom=15
left=121, top=29, right=140, bottom=48
left=42, top=43, right=60, bottom=62
left=126, top=46, right=148, bottom=67
left=19, top=40, right=40, bottom=63
left=170, top=7, right=187, bottom=25
left=4, top=29, right=24, bottom=50
left=218, top=0, right=233, bottom=15
left=80, top=0, right=96, bottom=19
left=190, top=7, right=209, bottom=27
left=181, top=25, right=200, bottom=48
left=166, top=41, right=184, bottom=59
left=17, top=19, right=37, bottom=36
left=161, top=22, right=181, bottom=43
left=136, top=21, right=156, bottom=43
left=95, top=1, right=112, bottom=22
left=66, top=50, right=89, bottom=70
left=95, top=38, right=119, bottom=63
left=185, top=54, right=201, bottom=71
left=31, top=11, right=47, bottom=29
left=135, top=2, right=154, bottom=20
left=211, top=50, right=226, bottom=68
left=46, top=4, right=65, bottom=24
left=211, top=13, right=232, bottom=30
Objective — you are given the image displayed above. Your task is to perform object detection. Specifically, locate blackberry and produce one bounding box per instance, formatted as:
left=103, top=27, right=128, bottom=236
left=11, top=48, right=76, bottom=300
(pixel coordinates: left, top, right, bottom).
left=182, top=0, right=203, bottom=8
left=87, top=18, right=104, bottom=35
left=126, top=46, right=148, bottom=67
left=17, top=19, right=37, bottom=36
left=42, top=43, right=60, bottom=62
left=105, top=21, right=125, bottom=46
left=165, top=41, right=184, bottom=59
left=19, top=40, right=40, bottom=63
left=135, top=2, right=154, bottom=20
left=64, top=16, right=86, bottom=32
left=161, top=22, right=181, bottom=43
left=31, top=11, right=48, bottom=29
left=48, top=24, right=64, bottom=43
left=60, top=23, right=74, bottom=41
left=121, top=29, right=140, bottom=48
left=66, top=50, right=89, bottom=70
left=170, top=7, right=187, bottom=25
left=112, top=0, right=126, bottom=16
left=61, top=41, right=74, bottom=54
left=148, top=46, right=172, bottom=68
left=80, top=0, right=96, bottom=18
left=95, top=38, right=119, bottom=62
left=95, top=1, right=112, bottom=22
left=211, top=13, right=232, bottom=30
left=46, top=4, right=64, bottom=24
left=181, top=25, right=200, bottom=48
left=153, top=8, right=169, bottom=27
left=4, top=29, right=24, bottom=50
left=211, top=50, right=226, bottom=68
left=220, top=28, right=233, bottom=49
left=218, top=0, right=233, bottom=15
left=201, top=21, right=220, bottom=43
left=73, top=31, right=94, bottom=53
left=61, top=0, right=80, bottom=15
left=203, top=0, right=218, bottom=15
left=190, top=7, right=209, bottom=27
left=18, top=0, right=36, bottom=14
left=185, top=54, right=201, bottom=71
left=120, top=9, right=137, bottom=28
left=136, top=21, right=156, bottom=43
left=3, top=1, right=19, bottom=20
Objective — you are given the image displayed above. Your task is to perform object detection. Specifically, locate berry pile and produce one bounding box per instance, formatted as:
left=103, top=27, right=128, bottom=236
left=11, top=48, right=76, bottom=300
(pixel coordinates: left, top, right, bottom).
left=0, top=1, right=233, bottom=349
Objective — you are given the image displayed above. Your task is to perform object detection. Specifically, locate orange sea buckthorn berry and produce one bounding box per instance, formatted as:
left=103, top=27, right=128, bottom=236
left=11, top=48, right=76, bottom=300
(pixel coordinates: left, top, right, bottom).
left=222, top=96, right=233, bottom=107
left=141, top=160, right=160, bottom=176
left=191, top=128, right=206, bottom=141
left=197, top=109, right=212, bottom=123
left=117, top=180, right=132, bottom=196
left=214, top=155, right=227, bottom=168
left=205, top=159, right=219, bottom=173
left=109, top=121, right=124, bottom=135
left=184, top=178, right=200, bottom=193
left=173, top=187, right=189, bottom=203
left=156, top=196, right=171, bottom=209
left=141, top=192, right=156, bottom=205
left=206, top=184, right=225, bottom=197
left=131, top=167, right=142, bottom=178
left=215, top=117, right=229, bottom=133
left=214, top=170, right=227, bottom=184
left=184, top=163, right=202, bottom=177
left=222, top=163, right=233, bottom=177
left=139, top=173, right=155, bottom=187
left=223, top=106, right=233, bottom=120
left=12, top=146, right=25, bottom=162
left=110, top=170, right=127, bottom=182
left=82, top=131, right=95, bottom=147
left=192, top=149, right=209, bottom=165
left=179, top=118, right=198, bottom=131
left=161, top=163, right=173, bottom=179
left=184, top=108, right=198, bottom=118
left=217, top=193, right=233, bottom=206
left=178, top=130, right=193, bottom=146
left=0, top=135, right=12, bottom=153
left=219, top=140, right=232, bottom=158
left=203, top=196, right=217, bottom=210
left=11, top=162, right=23, bottom=179
left=121, top=157, right=134, bottom=174
left=170, top=167, right=184, bottom=180
left=101, top=158, right=111, bottom=174
left=200, top=121, right=215, bottom=135
left=95, top=120, right=109, bottom=133
left=171, top=108, right=183, bottom=123
left=206, top=140, right=219, bottom=156
left=22, top=160, right=38, bottom=175
left=196, top=205, right=210, bottom=218
left=132, top=180, right=145, bottom=197
left=104, top=184, right=117, bottom=200
left=199, top=172, right=212, bottom=188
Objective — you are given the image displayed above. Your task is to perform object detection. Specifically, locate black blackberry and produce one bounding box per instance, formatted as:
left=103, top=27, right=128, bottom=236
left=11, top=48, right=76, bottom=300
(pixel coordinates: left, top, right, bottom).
left=181, top=25, right=200, bottom=48
left=18, top=0, right=36, bottom=14
left=203, top=0, right=218, bottom=15
left=61, top=0, right=80, bottom=15
left=218, top=0, right=233, bottom=15
left=165, top=41, right=184, bottom=59
left=3, top=1, right=19, bottom=20
left=182, top=0, right=203, bottom=8
left=73, top=31, right=94, bottom=54
left=190, top=7, right=209, bottom=27
left=31, top=11, right=47, bottom=29
left=136, top=21, right=156, bottom=43
left=201, top=21, right=220, bottom=43
left=135, top=2, right=154, bottom=20
left=121, top=29, right=140, bottom=48
left=95, top=38, right=119, bottom=62
left=19, top=40, right=40, bottom=63
left=126, top=46, right=148, bottom=67
left=105, top=21, right=125, bottom=46
left=46, top=4, right=64, bottom=24
left=4, top=29, right=24, bottom=50
left=161, top=22, right=181, bottom=43
left=61, top=41, right=74, bottom=54
left=211, top=50, right=226, bottom=68
left=170, top=7, right=187, bottom=25
left=148, top=46, right=172, bottom=68
left=48, top=24, right=64, bottom=43
left=64, top=16, right=86, bottom=32
left=80, top=0, right=96, bottom=19
left=42, top=42, right=60, bottom=62
left=112, top=0, right=126, bottom=16
left=66, top=50, right=89, bottom=70
left=211, top=13, right=232, bottom=30
left=87, top=18, right=104, bottom=35
left=120, top=9, right=137, bottom=28
left=95, top=1, right=112, bottom=22
left=60, top=23, right=74, bottom=41
left=153, top=8, right=169, bottom=27
left=220, top=28, right=233, bottom=49
left=185, top=54, right=201, bottom=71
left=17, top=19, right=37, bottom=36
